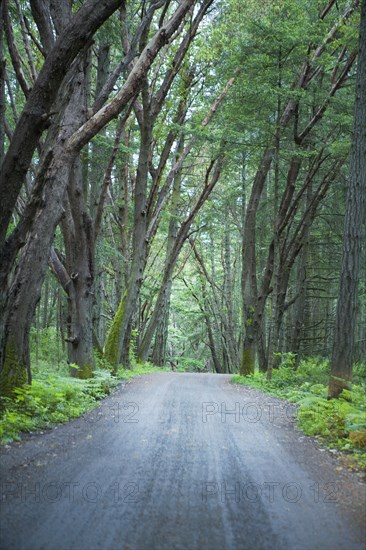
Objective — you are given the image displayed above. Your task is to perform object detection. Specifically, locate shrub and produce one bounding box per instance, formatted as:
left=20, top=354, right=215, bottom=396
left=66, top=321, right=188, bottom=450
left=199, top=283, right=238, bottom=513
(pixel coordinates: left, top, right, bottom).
left=0, top=370, right=118, bottom=443
left=174, top=357, right=206, bottom=372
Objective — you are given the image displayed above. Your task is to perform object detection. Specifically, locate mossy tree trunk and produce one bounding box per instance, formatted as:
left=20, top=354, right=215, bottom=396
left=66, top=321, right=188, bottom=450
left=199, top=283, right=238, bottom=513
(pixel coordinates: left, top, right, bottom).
left=0, top=58, right=86, bottom=396
left=113, top=79, right=152, bottom=370
left=104, top=293, right=126, bottom=368
left=0, top=149, right=75, bottom=396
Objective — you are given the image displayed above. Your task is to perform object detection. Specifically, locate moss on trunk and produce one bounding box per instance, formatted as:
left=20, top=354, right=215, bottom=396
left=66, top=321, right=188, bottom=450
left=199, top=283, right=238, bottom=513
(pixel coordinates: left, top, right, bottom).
left=0, top=340, right=28, bottom=398
left=70, top=362, right=94, bottom=380
left=78, top=363, right=94, bottom=379
left=240, top=347, right=255, bottom=376
left=328, top=375, right=351, bottom=399
left=104, top=293, right=126, bottom=370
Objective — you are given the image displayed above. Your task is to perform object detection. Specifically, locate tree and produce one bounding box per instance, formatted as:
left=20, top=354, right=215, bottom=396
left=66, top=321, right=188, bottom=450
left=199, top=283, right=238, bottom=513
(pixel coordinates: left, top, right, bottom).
left=0, top=0, right=125, bottom=247
left=329, top=0, right=366, bottom=398
left=237, top=0, right=359, bottom=376
left=0, top=0, right=198, bottom=395
left=0, top=0, right=363, bottom=396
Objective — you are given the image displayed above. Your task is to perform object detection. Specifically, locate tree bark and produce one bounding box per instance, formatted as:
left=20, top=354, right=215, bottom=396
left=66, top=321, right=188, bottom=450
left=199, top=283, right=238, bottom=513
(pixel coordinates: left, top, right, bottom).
left=150, top=139, right=184, bottom=366
left=223, top=213, right=239, bottom=372
left=0, top=0, right=125, bottom=248
left=2, top=0, right=32, bottom=97
left=0, top=2, right=5, bottom=162
left=329, top=0, right=366, bottom=398
left=201, top=283, right=223, bottom=374
left=290, top=180, right=312, bottom=364
left=29, top=0, right=55, bottom=55
left=61, top=161, right=95, bottom=378
left=0, top=57, right=87, bottom=396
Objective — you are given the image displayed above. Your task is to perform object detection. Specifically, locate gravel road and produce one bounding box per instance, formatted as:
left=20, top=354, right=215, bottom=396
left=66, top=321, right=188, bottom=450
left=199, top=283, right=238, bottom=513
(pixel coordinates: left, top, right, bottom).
left=0, top=372, right=365, bottom=550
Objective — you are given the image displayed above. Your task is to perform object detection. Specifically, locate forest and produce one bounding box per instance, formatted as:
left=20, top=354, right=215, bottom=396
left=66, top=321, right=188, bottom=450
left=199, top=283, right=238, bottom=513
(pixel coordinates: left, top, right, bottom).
left=0, top=0, right=365, bottom=462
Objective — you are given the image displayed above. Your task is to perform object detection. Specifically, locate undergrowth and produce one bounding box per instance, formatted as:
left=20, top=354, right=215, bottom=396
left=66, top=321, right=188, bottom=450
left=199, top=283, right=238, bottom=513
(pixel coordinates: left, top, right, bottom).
left=232, top=356, right=366, bottom=470
left=173, top=357, right=207, bottom=372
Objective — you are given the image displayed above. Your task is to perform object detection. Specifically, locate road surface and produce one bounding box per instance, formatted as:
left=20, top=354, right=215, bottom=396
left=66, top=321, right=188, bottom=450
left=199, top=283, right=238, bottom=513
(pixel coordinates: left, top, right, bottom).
left=1, top=372, right=365, bottom=550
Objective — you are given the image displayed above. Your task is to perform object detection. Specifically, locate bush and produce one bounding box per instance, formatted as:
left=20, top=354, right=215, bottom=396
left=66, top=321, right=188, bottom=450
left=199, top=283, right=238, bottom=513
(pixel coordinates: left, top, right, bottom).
left=174, top=357, right=206, bottom=372
left=0, top=370, right=119, bottom=443
left=117, top=361, right=169, bottom=379
left=353, top=362, right=366, bottom=386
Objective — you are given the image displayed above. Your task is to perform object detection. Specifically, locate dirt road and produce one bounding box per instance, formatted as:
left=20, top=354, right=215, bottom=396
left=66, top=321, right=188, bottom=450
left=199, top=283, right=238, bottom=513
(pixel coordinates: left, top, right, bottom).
left=1, top=373, right=365, bottom=549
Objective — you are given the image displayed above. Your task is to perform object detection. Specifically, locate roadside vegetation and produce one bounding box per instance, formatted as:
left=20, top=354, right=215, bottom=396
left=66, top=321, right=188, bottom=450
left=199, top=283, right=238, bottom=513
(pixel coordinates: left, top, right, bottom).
left=0, top=328, right=167, bottom=444
left=232, top=356, right=366, bottom=470
left=0, top=328, right=208, bottom=444
left=1, top=329, right=365, bottom=474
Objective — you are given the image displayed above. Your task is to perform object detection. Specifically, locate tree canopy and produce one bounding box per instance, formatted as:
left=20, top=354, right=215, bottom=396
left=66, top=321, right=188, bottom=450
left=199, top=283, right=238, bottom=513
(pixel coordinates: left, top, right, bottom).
left=0, top=0, right=364, bottom=403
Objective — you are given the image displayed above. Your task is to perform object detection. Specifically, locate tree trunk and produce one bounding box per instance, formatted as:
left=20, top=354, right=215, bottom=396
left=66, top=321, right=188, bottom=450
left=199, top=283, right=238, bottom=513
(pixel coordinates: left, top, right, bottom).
left=202, top=287, right=223, bottom=374
left=0, top=154, right=74, bottom=396
left=223, top=214, right=239, bottom=371
left=105, top=83, right=152, bottom=370
left=266, top=110, right=281, bottom=380
left=61, top=160, right=95, bottom=378
left=0, top=0, right=124, bottom=248
left=138, top=156, right=224, bottom=362
left=0, top=3, right=5, bottom=163
left=329, top=0, right=366, bottom=398
left=290, top=181, right=312, bottom=364
left=240, top=176, right=260, bottom=375
left=150, top=287, right=172, bottom=367
left=0, top=57, right=86, bottom=396
left=150, top=139, right=183, bottom=365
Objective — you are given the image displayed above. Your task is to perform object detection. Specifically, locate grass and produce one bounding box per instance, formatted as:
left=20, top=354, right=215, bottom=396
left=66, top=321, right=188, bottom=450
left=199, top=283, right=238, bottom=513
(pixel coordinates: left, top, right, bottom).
left=232, top=356, right=366, bottom=470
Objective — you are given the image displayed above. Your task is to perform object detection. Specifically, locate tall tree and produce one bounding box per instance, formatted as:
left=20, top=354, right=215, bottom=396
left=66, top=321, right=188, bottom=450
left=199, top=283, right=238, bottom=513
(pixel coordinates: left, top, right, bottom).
left=0, top=0, right=125, bottom=248
left=0, top=0, right=197, bottom=395
left=239, top=0, right=359, bottom=375
left=329, top=0, right=366, bottom=398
